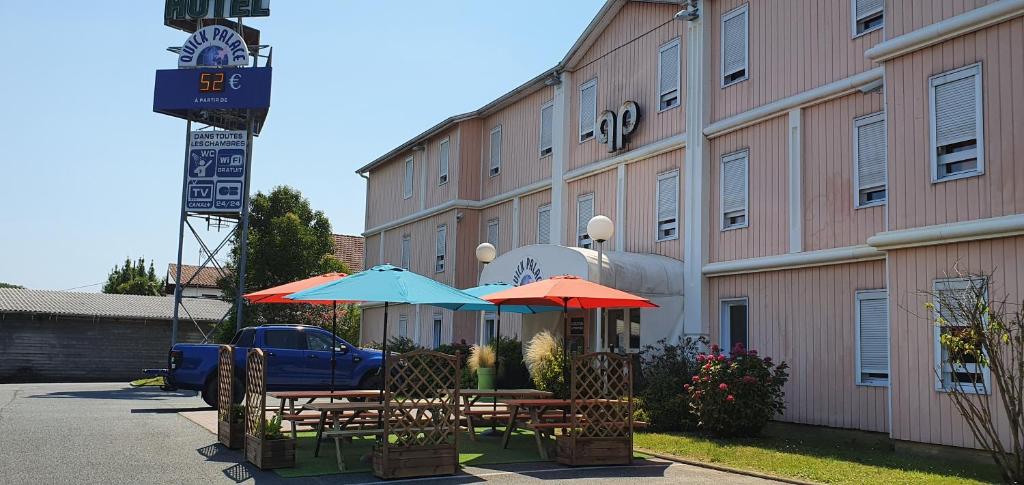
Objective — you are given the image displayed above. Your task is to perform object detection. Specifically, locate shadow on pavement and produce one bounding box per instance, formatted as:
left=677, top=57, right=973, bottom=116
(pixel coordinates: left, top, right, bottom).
left=131, top=406, right=211, bottom=414
left=28, top=386, right=197, bottom=401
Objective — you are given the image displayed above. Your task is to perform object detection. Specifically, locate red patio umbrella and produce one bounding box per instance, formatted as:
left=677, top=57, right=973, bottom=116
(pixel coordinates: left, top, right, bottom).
left=243, top=272, right=352, bottom=395
left=483, top=275, right=657, bottom=392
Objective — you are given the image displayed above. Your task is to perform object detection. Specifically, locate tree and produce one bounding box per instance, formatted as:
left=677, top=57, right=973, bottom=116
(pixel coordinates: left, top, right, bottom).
left=214, top=186, right=347, bottom=342
left=0, top=282, right=24, bottom=289
left=102, top=257, right=163, bottom=296
left=924, top=268, right=1023, bottom=483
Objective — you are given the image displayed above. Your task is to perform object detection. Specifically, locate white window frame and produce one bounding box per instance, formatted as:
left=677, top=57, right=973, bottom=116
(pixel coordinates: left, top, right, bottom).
left=398, top=314, right=409, bottom=338
left=539, top=101, right=554, bottom=157
left=720, top=150, right=749, bottom=231
left=655, top=170, right=680, bottom=242
left=482, top=312, right=496, bottom=345
left=855, top=289, right=890, bottom=387
left=400, top=234, right=411, bottom=270
left=487, top=218, right=500, bottom=248
left=853, top=112, right=887, bottom=209
left=489, top=125, right=502, bottom=177
left=933, top=277, right=991, bottom=394
left=402, top=156, right=414, bottom=199
left=435, top=224, right=447, bottom=273
left=579, top=79, right=598, bottom=143
left=720, top=298, right=749, bottom=354
left=432, top=313, right=443, bottom=348
left=576, top=193, right=595, bottom=249
left=537, top=204, right=551, bottom=244
left=929, top=63, right=984, bottom=183
left=851, top=0, right=884, bottom=38
left=606, top=308, right=642, bottom=354
left=657, top=37, right=682, bottom=112
left=438, top=137, right=450, bottom=186
left=720, top=4, right=749, bottom=88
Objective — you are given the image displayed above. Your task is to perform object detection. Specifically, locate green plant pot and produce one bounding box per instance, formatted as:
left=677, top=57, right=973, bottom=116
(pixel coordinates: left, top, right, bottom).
left=476, top=367, right=495, bottom=390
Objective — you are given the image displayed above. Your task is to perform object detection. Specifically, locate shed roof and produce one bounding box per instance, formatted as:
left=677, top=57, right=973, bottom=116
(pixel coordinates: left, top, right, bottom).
left=0, top=288, right=230, bottom=322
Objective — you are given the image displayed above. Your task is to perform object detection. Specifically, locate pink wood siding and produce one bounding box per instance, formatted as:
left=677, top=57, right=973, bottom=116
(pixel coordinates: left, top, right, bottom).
left=707, top=116, right=789, bottom=263
left=379, top=211, right=458, bottom=286
left=518, top=189, right=552, bottom=247
left=566, top=4, right=686, bottom=172
left=886, top=0, right=998, bottom=38
left=565, top=170, right=618, bottom=250
left=886, top=18, right=1024, bottom=231
left=364, top=233, right=381, bottom=268
left=707, top=0, right=881, bottom=123
left=455, top=210, right=482, bottom=290
left=424, top=127, right=460, bottom=209
left=478, top=201, right=515, bottom=256
left=802, top=91, right=886, bottom=251
left=706, top=261, right=889, bottom=433
left=365, top=149, right=421, bottom=229
left=887, top=237, right=1022, bottom=448
left=458, top=120, right=483, bottom=201
left=624, top=148, right=684, bottom=260
left=480, top=87, right=555, bottom=200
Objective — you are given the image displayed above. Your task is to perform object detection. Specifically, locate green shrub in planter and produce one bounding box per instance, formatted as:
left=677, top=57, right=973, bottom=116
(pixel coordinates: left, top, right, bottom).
left=637, top=337, right=704, bottom=431
left=685, top=343, right=789, bottom=437
left=524, top=331, right=568, bottom=398
left=492, top=335, right=531, bottom=389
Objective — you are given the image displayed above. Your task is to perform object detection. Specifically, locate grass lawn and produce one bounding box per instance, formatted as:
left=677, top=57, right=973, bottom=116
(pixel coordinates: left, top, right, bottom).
left=635, top=422, right=1002, bottom=484
left=129, top=376, right=164, bottom=387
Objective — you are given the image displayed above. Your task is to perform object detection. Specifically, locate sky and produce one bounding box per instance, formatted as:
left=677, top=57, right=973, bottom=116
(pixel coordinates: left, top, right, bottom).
left=0, top=1, right=603, bottom=291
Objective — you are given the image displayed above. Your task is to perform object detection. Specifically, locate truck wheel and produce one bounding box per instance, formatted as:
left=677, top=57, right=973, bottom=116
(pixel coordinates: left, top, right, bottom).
left=352, top=371, right=382, bottom=401
left=201, top=377, right=219, bottom=409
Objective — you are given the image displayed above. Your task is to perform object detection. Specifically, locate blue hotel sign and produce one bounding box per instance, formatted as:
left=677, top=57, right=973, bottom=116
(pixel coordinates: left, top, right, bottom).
left=153, top=67, right=272, bottom=115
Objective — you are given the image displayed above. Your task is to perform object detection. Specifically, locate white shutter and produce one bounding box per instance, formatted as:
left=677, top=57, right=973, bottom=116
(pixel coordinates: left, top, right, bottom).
left=435, top=224, right=446, bottom=272
left=857, top=292, right=889, bottom=378
left=577, top=194, right=594, bottom=246
left=659, top=39, right=680, bottom=108
left=489, top=126, right=502, bottom=175
left=721, top=152, right=747, bottom=214
left=855, top=0, right=883, bottom=20
left=540, top=103, right=553, bottom=155
left=398, top=314, right=408, bottom=338
left=403, top=157, right=414, bottom=198
left=487, top=219, right=499, bottom=247
left=657, top=172, right=679, bottom=222
left=722, top=6, right=748, bottom=80
left=856, top=114, right=887, bottom=190
left=537, top=205, right=551, bottom=244
left=934, top=73, right=978, bottom=148
left=438, top=139, right=449, bottom=184
left=401, top=235, right=411, bottom=269
left=579, top=80, right=597, bottom=140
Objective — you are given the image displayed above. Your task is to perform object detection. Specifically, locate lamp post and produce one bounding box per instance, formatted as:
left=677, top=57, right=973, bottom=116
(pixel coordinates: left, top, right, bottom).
left=474, top=242, right=500, bottom=436
left=587, top=215, right=614, bottom=352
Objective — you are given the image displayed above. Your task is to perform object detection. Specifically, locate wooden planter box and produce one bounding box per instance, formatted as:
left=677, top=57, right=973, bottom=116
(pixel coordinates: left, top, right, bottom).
left=373, top=444, right=458, bottom=479
left=218, top=420, right=244, bottom=449
left=556, top=436, right=632, bottom=467
left=245, top=435, right=295, bottom=470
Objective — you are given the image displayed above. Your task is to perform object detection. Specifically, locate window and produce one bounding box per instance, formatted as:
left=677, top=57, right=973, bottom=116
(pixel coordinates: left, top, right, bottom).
left=854, top=112, right=887, bottom=208
left=720, top=150, right=748, bottom=230
left=579, top=79, right=597, bottom=142
left=398, top=314, right=408, bottom=338
left=537, top=204, right=551, bottom=244
left=607, top=309, right=642, bottom=353
left=930, top=64, right=984, bottom=181
left=232, top=328, right=256, bottom=348
left=721, top=4, right=749, bottom=87
left=264, top=330, right=306, bottom=350
left=487, top=218, right=499, bottom=248
left=934, top=278, right=990, bottom=393
left=658, top=38, right=681, bottom=110
left=483, top=312, right=496, bottom=345
left=576, top=193, right=594, bottom=248
left=856, top=290, right=889, bottom=385
left=852, top=0, right=883, bottom=36
left=432, top=313, right=443, bottom=348
left=402, top=156, right=414, bottom=199
left=539, top=102, right=554, bottom=157
left=720, top=299, right=748, bottom=353
left=307, top=331, right=335, bottom=352
left=438, top=138, right=450, bottom=185
left=435, top=224, right=447, bottom=273
left=656, top=170, right=679, bottom=241
left=489, top=125, right=502, bottom=176
left=400, top=234, right=411, bottom=270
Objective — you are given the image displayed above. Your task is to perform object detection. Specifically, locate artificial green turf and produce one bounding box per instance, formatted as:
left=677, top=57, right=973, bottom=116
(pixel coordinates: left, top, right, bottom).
left=634, top=422, right=1003, bottom=484
left=274, top=429, right=550, bottom=478
left=129, top=376, right=164, bottom=387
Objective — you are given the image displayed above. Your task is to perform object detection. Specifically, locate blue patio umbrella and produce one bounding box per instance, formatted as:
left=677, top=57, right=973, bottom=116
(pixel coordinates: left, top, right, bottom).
left=286, top=264, right=490, bottom=421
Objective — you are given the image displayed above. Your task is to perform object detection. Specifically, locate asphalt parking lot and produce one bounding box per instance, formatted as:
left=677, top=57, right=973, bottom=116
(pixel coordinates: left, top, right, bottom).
left=0, top=382, right=775, bottom=484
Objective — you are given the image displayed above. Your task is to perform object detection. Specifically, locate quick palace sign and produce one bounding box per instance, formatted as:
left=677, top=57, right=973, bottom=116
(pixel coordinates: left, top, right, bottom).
left=178, top=25, right=250, bottom=68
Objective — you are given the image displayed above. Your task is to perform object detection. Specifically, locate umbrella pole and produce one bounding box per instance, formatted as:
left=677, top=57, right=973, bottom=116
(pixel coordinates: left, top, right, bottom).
left=331, top=300, right=337, bottom=403
left=562, top=298, right=569, bottom=400
left=485, top=305, right=501, bottom=436
left=379, top=301, right=388, bottom=436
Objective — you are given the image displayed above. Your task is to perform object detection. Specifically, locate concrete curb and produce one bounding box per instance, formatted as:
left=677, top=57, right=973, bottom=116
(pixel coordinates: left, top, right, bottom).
left=635, top=448, right=820, bottom=485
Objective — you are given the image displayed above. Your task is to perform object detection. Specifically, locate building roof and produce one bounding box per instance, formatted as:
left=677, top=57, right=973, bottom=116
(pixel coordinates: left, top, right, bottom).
left=333, top=234, right=365, bottom=272
left=0, top=288, right=231, bottom=322
left=167, top=264, right=225, bottom=289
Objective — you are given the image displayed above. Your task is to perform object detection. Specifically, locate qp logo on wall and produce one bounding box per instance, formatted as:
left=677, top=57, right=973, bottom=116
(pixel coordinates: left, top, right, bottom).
left=512, top=257, right=543, bottom=286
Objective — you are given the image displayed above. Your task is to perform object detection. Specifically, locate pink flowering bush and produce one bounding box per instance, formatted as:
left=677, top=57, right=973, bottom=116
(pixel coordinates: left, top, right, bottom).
left=684, top=343, right=789, bottom=437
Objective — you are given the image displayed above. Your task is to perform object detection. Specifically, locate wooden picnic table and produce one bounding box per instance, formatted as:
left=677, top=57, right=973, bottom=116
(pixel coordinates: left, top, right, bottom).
left=452, top=389, right=552, bottom=440
left=501, top=398, right=573, bottom=459
left=269, top=389, right=382, bottom=439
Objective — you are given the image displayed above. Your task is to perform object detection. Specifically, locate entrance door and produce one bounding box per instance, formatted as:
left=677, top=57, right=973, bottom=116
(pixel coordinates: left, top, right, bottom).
left=565, top=310, right=589, bottom=356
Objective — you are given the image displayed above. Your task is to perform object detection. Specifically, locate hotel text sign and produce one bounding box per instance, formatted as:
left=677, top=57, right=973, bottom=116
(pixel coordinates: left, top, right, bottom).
left=165, top=0, right=270, bottom=20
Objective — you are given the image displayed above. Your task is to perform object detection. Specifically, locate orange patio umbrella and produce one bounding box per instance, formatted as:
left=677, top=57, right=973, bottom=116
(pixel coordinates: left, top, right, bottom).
left=243, top=272, right=352, bottom=395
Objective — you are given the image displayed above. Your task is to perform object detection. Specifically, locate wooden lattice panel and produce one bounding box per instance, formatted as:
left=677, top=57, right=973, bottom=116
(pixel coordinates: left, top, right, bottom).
left=217, top=345, right=233, bottom=422
left=244, top=348, right=267, bottom=440
left=570, top=352, right=633, bottom=439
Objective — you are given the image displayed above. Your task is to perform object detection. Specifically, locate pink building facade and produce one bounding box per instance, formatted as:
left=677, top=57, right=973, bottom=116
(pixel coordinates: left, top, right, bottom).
left=357, top=0, right=1024, bottom=450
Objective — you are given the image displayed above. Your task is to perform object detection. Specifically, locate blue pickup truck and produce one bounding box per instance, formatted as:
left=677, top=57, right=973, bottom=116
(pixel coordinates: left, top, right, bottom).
left=156, top=325, right=383, bottom=408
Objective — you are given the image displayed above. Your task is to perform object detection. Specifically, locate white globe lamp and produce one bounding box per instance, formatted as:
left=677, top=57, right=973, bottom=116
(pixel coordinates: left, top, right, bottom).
left=587, top=215, right=614, bottom=243
left=475, top=242, right=497, bottom=264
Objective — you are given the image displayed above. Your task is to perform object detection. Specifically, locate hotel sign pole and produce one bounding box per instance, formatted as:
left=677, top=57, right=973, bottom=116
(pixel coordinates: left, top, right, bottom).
left=234, top=110, right=255, bottom=333
left=170, top=119, right=192, bottom=345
